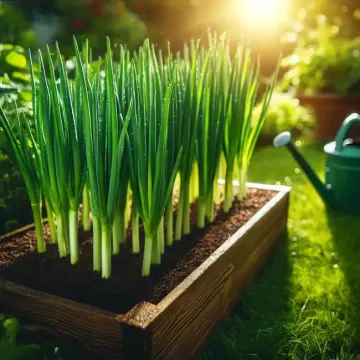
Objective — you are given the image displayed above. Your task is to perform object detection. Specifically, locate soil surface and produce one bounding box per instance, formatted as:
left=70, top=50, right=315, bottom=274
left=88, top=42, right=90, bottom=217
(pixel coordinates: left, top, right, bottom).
left=0, top=188, right=275, bottom=314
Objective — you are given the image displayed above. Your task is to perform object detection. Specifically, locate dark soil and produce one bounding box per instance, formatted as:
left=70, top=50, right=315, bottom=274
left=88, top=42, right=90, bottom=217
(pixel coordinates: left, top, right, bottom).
left=0, top=188, right=275, bottom=314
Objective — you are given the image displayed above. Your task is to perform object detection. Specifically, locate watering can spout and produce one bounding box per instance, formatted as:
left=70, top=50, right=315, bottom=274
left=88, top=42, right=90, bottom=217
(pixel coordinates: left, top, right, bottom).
left=273, top=132, right=334, bottom=207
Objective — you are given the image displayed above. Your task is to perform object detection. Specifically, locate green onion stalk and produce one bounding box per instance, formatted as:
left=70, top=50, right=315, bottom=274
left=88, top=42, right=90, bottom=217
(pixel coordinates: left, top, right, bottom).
left=153, top=44, right=181, bottom=249
left=113, top=47, right=136, bottom=254
left=159, top=216, right=165, bottom=255
left=127, top=42, right=182, bottom=276
left=151, top=226, right=161, bottom=265
left=54, top=44, right=87, bottom=264
left=174, top=42, right=196, bottom=241
left=174, top=176, right=186, bottom=240
left=0, top=107, right=46, bottom=253
left=163, top=64, right=183, bottom=247
left=186, top=48, right=212, bottom=232
left=222, top=48, right=252, bottom=213
left=112, top=173, right=129, bottom=255
left=208, top=167, right=220, bottom=222
left=82, top=181, right=91, bottom=231
left=75, top=43, right=102, bottom=272
left=45, top=200, right=57, bottom=244
left=237, top=64, right=279, bottom=201
left=165, top=197, right=174, bottom=247
left=189, top=161, right=198, bottom=205
left=31, top=44, right=88, bottom=264
left=131, top=198, right=140, bottom=254
left=175, top=40, right=210, bottom=239
left=196, top=35, right=228, bottom=228
left=29, top=50, right=70, bottom=258
left=74, top=37, right=132, bottom=278
left=125, top=190, right=131, bottom=223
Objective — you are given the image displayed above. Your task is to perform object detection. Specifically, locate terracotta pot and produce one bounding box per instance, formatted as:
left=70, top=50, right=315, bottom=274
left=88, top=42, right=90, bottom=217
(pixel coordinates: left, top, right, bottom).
left=297, top=94, right=360, bottom=141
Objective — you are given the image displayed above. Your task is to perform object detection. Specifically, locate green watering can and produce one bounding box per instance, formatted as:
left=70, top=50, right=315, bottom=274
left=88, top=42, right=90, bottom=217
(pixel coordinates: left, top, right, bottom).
left=273, top=113, right=360, bottom=215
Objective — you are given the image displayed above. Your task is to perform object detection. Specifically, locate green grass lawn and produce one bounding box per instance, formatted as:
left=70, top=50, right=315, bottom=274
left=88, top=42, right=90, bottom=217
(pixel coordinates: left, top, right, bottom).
left=199, top=142, right=360, bottom=360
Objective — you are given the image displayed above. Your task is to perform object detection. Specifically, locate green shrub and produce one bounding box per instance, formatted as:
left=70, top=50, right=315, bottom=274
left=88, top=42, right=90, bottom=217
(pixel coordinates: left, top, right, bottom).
left=0, top=45, right=34, bottom=235
left=54, top=0, right=147, bottom=56
left=254, top=92, right=315, bottom=137
left=0, top=44, right=32, bottom=118
left=281, top=9, right=360, bottom=95
left=0, top=314, right=63, bottom=360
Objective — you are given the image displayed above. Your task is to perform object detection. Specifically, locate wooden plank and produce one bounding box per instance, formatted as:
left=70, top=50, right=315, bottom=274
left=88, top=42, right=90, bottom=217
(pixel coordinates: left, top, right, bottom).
left=245, top=181, right=291, bottom=193
left=0, top=280, right=123, bottom=358
left=147, top=190, right=289, bottom=360
left=0, top=223, right=38, bottom=241
left=154, top=217, right=287, bottom=360
left=156, top=187, right=289, bottom=315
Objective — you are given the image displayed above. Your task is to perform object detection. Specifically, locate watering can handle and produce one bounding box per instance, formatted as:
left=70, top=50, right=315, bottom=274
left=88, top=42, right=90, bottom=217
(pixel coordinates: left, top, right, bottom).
left=335, top=113, right=360, bottom=152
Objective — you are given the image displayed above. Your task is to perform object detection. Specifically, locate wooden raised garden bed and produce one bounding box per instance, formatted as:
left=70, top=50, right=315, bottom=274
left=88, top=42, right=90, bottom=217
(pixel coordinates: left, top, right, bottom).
left=0, top=183, right=290, bottom=360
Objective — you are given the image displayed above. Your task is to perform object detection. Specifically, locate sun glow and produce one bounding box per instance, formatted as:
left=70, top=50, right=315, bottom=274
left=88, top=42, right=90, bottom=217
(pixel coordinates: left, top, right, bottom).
left=240, top=0, right=289, bottom=30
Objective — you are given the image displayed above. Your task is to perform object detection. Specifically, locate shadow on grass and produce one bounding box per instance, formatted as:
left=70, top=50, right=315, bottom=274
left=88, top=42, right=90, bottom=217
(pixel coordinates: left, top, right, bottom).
left=197, top=234, right=291, bottom=360
left=326, top=209, right=360, bottom=354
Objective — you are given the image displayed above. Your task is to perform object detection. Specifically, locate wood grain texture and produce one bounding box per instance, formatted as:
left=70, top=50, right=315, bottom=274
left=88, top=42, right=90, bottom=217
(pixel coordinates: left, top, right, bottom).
left=150, top=190, right=289, bottom=360
left=0, top=280, right=123, bottom=359
left=0, top=183, right=290, bottom=360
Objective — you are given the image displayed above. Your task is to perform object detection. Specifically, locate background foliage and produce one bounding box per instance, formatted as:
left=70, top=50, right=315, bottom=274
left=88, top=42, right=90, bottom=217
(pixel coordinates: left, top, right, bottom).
left=255, top=92, right=315, bottom=138
left=0, top=44, right=34, bottom=235
left=54, top=0, right=147, bottom=56
left=0, top=314, right=64, bottom=360
left=281, top=6, right=360, bottom=95
left=0, top=2, right=36, bottom=48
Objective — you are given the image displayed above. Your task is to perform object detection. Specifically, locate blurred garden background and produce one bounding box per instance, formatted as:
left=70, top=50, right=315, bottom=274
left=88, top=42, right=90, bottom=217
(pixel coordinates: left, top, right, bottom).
left=1, top=1, right=360, bottom=359
left=1, top=0, right=360, bottom=234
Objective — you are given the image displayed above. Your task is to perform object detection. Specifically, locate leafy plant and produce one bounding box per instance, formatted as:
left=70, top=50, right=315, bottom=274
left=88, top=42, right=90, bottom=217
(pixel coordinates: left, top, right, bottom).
left=0, top=44, right=37, bottom=237
left=0, top=314, right=63, bottom=360
left=0, top=105, right=45, bottom=252
left=222, top=49, right=278, bottom=211
left=0, top=151, right=32, bottom=236
left=0, top=44, right=33, bottom=118
left=54, top=0, right=147, bottom=57
left=281, top=9, right=360, bottom=95
left=254, top=92, right=315, bottom=137
left=74, top=38, right=132, bottom=276
left=0, top=4, right=37, bottom=239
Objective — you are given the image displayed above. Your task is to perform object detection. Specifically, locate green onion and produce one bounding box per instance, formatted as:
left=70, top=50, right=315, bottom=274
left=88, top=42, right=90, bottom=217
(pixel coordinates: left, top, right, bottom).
left=162, top=52, right=185, bottom=246
left=45, top=199, right=57, bottom=243
left=175, top=40, right=211, bottom=239
left=0, top=33, right=278, bottom=280
left=222, top=48, right=279, bottom=211
left=126, top=41, right=182, bottom=275
left=74, top=37, right=132, bottom=278
left=236, top=63, right=279, bottom=198
left=0, top=106, right=46, bottom=253
left=29, top=50, right=69, bottom=258
left=54, top=43, right=87, bottom=263
left=28, top=44, right=88, bottom=264
left=113, top=46, right=134, bottom=253
left=196, top=35, right=228, bottom=227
